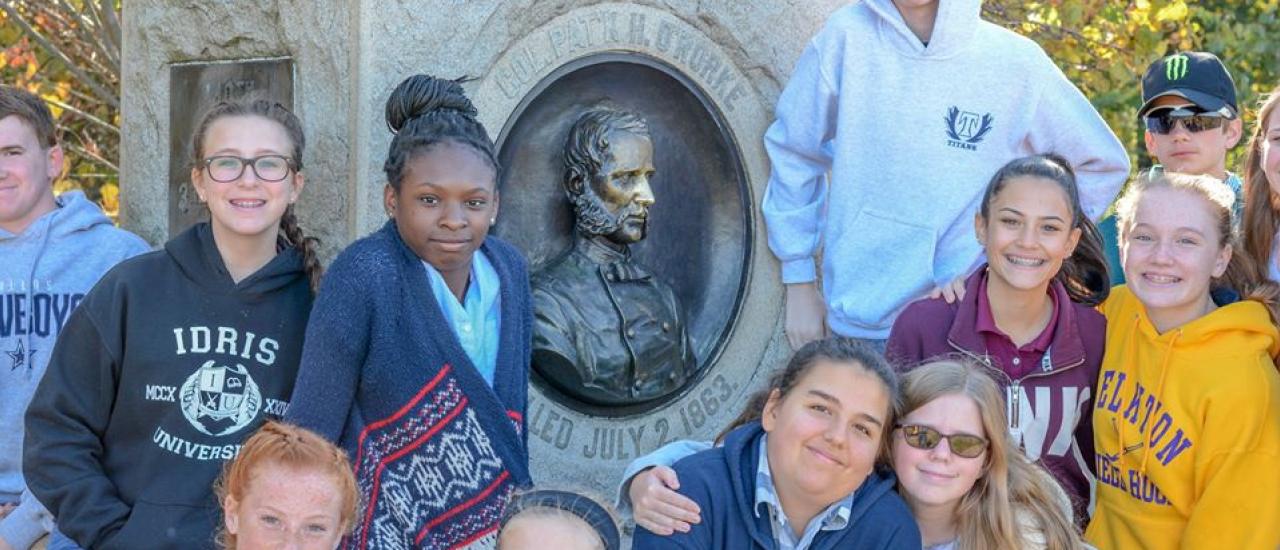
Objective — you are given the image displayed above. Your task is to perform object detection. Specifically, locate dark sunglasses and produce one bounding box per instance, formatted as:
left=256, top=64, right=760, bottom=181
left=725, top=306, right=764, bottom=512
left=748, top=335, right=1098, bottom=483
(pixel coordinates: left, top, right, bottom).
left=897, top=424, right=988, bottom=459
left=1144, top=107, right=1229, bottom=135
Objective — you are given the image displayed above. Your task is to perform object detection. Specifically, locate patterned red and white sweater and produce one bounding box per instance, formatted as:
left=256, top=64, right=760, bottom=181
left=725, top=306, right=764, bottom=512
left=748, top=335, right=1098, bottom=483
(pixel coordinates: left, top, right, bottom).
left=287, top=221, right=533, bottom=549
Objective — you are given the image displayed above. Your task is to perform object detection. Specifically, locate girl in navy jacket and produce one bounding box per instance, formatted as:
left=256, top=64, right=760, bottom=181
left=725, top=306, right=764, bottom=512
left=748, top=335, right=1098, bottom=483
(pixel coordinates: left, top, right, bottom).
left=631, top=338, right=920, bottom=549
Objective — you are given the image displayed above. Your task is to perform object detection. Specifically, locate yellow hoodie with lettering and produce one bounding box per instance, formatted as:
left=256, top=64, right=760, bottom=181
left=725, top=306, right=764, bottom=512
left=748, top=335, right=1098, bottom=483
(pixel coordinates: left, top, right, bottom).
left=1086, top=286, right=1280, bottom=549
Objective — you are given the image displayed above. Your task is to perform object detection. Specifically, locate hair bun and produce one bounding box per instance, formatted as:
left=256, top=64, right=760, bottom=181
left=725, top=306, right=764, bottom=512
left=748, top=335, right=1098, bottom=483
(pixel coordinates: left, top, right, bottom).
left=384, top=74, right=477, bottom=134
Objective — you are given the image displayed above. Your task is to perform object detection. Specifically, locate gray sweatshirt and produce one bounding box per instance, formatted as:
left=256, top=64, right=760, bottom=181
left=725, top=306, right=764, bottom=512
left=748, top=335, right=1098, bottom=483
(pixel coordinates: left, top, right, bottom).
left=0, top=191, right=148, bottom=548
left=760, top=0, right=1130, bottom=338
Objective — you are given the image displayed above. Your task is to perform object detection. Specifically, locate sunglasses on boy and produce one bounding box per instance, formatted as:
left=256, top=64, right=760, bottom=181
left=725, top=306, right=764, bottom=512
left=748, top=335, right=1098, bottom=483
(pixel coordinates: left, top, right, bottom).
left=1143, top=106, right=1229, bottom=135
left=897, top=424, right=988, bottom=459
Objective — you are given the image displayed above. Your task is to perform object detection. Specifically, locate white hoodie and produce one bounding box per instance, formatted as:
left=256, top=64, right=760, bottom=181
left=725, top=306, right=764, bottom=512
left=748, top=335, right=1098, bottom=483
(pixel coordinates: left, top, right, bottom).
left=762, top=0, right=1129, bottom=338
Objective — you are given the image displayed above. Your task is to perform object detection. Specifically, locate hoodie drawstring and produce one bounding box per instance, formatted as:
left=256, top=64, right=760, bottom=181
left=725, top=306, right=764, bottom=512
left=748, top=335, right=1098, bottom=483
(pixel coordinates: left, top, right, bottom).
left=24, top=216, right=55, bottom=380
left=1115, top=314, right=1181, bottom=474
left=1141, top=328, right=1181, bottom=474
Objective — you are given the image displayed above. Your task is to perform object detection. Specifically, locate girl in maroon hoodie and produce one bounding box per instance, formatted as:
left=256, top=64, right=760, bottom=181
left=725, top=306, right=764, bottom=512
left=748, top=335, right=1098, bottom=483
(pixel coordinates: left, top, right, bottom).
left=885, top=154, right=1110, bottom=523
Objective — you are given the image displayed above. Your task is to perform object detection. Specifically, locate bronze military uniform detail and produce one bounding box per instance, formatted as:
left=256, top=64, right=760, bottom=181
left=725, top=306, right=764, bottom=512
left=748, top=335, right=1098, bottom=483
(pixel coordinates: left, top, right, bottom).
left=532, top=109, right=695, bottom=406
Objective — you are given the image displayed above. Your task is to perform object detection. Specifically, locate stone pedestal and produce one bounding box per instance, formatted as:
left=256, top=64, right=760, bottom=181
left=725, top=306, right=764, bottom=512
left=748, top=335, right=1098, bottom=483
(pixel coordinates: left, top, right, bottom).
left=122, top=0, right=843, bottom=499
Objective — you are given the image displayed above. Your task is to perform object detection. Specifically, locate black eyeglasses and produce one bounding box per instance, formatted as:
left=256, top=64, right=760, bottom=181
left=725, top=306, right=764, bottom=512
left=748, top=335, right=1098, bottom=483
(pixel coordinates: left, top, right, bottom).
left=1144, top=107, right=1229, bottom=135
left=202, top=155, right=295, bottom=183
left=897, top=424, right=988, bottom=459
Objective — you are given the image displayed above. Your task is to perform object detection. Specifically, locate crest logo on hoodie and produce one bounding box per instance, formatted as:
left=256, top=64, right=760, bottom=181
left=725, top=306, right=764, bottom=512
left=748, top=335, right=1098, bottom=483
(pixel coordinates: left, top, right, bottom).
left=179, top=360, right=262, bottom=437
left=945, top=106, right=994, bottom=151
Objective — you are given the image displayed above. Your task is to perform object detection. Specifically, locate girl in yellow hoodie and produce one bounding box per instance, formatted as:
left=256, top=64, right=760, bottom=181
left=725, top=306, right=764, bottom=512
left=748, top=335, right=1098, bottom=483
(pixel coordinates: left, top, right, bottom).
left=1087, top=171, right=1280, bottom=549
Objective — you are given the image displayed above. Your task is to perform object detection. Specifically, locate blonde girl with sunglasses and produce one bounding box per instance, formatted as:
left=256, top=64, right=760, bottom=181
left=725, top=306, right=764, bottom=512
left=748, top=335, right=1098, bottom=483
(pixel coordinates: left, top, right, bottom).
left=894, top=359, right=1083, bottom=550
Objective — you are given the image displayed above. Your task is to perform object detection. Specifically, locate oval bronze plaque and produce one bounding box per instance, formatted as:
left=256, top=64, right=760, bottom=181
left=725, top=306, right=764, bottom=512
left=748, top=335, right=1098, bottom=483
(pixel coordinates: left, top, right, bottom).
left=494, top=53, right=751, bottom=416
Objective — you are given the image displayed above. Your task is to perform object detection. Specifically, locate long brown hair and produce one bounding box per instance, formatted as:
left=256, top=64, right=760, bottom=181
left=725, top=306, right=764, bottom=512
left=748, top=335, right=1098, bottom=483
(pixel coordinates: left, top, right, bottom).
left=191, top=98, right=323, bottom=292
left=1243, top=85, right=1280, bottom=282
left=899, top=360, right=1083, bottom=550
left=978, top=154, right=1109, bottom=306
left=1117, top=170, right=1280, bottom=324
left=214, top=421, right=359, bottom=550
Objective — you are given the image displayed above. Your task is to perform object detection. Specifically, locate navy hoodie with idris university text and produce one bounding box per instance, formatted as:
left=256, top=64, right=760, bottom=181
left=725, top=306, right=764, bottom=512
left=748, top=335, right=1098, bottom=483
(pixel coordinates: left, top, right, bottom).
left=23, top=223, right=312, bottom=550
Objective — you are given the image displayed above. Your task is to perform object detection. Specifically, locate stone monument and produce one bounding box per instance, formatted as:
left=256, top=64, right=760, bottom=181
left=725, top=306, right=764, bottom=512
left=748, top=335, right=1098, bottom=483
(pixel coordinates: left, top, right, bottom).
left=121, top=0, right=845, bottom=498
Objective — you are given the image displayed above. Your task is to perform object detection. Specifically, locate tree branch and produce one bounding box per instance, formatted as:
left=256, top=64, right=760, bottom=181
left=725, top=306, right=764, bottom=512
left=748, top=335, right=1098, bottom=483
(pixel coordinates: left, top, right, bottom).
left=0, top=1, right=119, bottom=108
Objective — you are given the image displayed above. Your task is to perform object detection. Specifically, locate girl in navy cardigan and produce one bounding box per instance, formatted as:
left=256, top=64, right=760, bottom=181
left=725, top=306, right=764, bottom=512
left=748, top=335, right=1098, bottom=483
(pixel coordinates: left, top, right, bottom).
left=286, top=75, right=533, bottom=549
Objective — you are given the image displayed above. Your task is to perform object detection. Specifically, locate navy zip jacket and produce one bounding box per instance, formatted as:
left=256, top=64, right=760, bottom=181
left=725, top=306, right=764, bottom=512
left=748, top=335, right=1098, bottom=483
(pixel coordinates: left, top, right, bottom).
left=885, top=266, right=1105, bottom=522
left=632, top=422, right=920, bottom=549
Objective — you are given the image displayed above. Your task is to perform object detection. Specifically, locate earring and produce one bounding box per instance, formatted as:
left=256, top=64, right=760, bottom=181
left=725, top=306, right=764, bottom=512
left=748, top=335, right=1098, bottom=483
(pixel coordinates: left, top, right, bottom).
left=490, top=217, right=497, bottom=225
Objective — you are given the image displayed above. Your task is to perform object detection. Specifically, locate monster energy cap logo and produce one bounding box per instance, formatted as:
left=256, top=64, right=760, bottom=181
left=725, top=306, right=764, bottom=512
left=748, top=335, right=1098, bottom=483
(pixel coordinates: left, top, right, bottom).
left=1165, top=54, right=1189, bottom=80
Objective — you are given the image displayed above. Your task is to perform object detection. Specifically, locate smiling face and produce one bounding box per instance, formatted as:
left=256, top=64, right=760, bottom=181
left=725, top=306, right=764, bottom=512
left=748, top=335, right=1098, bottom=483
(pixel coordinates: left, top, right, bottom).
left=385, top=140, right=498, bottom=275
left=223, top=462, right=346, bottom=550
left=1122, top=186, right=1230, bottom=332
left=591, top=131, right=655, bottom=245
left=892, top=393, right=987, bottom=514
left=1143, top=96, right=1242, bottom=178
left=761, top=360, right=889, bottom=516
left=192, top=115, right=303, bottom=247
left=977, top=175, right=1082, bottom=294
left=0, top=115, right=60, bottom=235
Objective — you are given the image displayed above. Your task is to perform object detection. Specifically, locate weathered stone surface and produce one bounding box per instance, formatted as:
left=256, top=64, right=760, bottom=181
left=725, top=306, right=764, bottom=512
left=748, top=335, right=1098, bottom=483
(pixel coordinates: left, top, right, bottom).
left=121, top=0, right=353, bottom=258
left=121, top=0, right=845, bottom=499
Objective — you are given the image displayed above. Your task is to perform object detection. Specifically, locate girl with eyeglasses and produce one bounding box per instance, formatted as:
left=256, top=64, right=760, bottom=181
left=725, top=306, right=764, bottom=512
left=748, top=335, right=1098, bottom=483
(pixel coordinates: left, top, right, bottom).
left=24, top=99, right=321, bottom=549
left=285, top=74, right=533, bottom=549
left=893, top=359, right=1083, bottom=550
left=1085, top=171, right=1280, bottom=549
left=1241, top=85, right=1280, bottom=282
left=885, top=154, right=1109, bottom=523
left=630, top=337, right=920, bottom=549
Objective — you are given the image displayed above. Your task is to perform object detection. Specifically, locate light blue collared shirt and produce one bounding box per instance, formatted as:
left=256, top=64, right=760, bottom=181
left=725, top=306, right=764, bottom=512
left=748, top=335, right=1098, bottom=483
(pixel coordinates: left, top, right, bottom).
left=422, top=250, right=501, bottom=385
left=754, top=434, right=855, bottom=550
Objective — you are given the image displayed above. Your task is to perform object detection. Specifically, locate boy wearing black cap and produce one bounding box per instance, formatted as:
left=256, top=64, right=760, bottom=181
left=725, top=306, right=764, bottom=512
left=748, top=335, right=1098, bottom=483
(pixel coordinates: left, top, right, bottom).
left=1139, top=51, right=1244, bottom=205
left=1102, top=51, right=1244, bottom=284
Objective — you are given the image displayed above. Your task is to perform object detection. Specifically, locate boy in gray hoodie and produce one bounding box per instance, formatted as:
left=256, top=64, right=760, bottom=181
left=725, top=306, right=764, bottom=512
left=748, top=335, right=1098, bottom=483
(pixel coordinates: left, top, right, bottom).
left=0, top=85, right=149, bottom=550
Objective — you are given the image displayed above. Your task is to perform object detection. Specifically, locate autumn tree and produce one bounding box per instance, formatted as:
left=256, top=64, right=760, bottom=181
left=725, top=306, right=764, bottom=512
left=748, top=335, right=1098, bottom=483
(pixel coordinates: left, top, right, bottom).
left=986, top=0, right=1280, bottom=171
left=1, top=0, right=121, bottom=216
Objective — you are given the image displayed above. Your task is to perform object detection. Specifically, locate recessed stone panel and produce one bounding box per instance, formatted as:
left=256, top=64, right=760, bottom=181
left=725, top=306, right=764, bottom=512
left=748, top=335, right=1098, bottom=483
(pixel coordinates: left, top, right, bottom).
left=168, top=58, right=293, bottom=236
